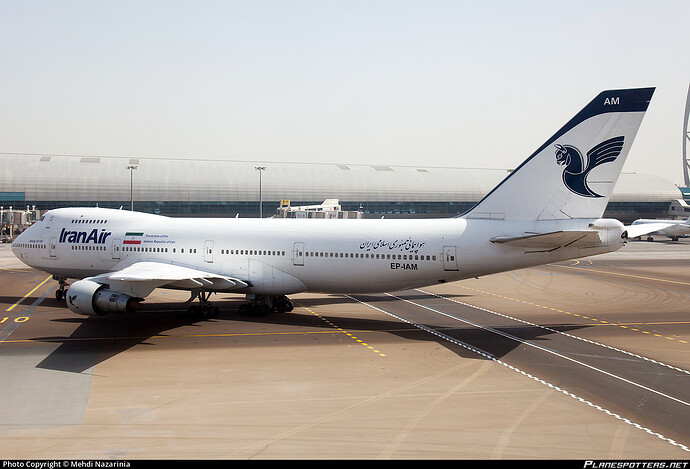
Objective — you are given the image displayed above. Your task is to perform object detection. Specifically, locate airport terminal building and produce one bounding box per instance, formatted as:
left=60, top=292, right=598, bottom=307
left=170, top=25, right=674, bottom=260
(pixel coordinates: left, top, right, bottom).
left=0, top=153, right=685, bottom=223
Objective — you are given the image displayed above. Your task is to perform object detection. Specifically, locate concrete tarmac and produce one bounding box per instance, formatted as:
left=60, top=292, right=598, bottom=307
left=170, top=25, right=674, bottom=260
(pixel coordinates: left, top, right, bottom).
left=0, top=240, right=689, bottom=460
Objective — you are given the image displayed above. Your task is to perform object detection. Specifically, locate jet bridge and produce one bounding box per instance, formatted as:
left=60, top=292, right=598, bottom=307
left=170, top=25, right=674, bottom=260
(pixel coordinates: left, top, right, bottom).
left=1, top=205, right=41, bottom=243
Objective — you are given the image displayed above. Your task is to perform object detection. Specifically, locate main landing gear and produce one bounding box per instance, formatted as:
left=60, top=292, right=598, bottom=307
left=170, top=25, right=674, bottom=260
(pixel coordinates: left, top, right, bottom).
left=51, top=279, right=293, bottom=320
left=187, top=289, right=220, bottom=319
left=53, top=276, right=68, bottom=301
left=239, top=295, right=294, bottom=316
left=185, top=290, right=295, bottom=319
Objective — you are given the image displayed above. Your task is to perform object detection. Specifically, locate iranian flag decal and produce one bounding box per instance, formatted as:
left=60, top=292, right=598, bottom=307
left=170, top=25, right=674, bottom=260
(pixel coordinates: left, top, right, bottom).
left=123, top=232, right=144, bottom=245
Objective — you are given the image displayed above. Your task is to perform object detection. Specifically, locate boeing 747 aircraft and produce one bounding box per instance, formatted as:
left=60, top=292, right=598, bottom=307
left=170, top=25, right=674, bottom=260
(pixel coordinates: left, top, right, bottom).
left=12, top=88, right=655, bottom=317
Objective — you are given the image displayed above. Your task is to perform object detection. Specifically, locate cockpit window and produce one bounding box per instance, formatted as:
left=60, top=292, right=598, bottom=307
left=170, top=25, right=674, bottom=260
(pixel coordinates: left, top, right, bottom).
left=39, top=215, right=45, bottom=222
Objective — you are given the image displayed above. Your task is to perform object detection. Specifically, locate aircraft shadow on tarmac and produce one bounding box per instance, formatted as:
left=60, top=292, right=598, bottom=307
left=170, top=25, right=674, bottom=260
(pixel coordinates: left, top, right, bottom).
left=32, top=292, right=589, bottom=374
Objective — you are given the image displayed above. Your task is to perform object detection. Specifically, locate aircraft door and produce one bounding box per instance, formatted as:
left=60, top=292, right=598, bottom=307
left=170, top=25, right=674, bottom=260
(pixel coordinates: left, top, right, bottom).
left=49, top=237, right=57, bottom=258
left=293, top=242, right=304, bottom=266
left=205, top=240, right=214, bottom=263
left=112, top=238, right=121, bottom=259
left=443, top=245, right=458, bottom=271
left=42, top=215, right=57, bottom=259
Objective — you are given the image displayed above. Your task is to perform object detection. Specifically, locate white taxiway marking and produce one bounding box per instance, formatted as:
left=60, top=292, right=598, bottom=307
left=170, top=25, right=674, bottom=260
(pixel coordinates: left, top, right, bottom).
left=346, top=293, right=690, bottom=453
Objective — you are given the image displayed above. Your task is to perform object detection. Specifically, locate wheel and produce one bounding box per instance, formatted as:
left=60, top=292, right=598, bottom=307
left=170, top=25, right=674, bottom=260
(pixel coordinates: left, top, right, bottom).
left=272, top=296, right=293, bottom=313
left=55, top=289, right=64, bottom=300
left=273, top=296, right=287, bottom=313
left=196, top=305, right=219, bottom=319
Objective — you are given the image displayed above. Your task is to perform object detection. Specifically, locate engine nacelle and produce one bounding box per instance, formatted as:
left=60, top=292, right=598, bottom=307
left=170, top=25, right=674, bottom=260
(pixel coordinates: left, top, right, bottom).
left=66, top=278, right=138, bottom=316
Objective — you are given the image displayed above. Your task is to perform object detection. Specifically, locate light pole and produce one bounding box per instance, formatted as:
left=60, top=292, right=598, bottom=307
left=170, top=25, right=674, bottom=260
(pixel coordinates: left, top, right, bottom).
left=255, top=166, right=266, bottom=218
left=127, top=164, right=138, bottom=211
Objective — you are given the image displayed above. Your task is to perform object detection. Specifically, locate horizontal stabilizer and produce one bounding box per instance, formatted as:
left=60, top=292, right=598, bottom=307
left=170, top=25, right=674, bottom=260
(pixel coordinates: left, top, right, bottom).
left=624, top=223, right=675, bottom=239
left=490, top=230, right=602, bottom=250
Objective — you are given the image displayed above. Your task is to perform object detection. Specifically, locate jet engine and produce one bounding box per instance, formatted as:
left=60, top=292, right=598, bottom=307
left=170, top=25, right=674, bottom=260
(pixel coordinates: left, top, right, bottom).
left=66, top=278, right=139, bottom=316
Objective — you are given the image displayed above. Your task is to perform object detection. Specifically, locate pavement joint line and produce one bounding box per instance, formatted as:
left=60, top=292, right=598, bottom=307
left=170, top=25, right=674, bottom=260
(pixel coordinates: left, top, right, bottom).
left=351, top=291, right=690, bottom=454
left=399, top=291, right=690, bottom=406
left=296, top=302, right=387, bottom=357
left=0, top=280, right=54, bottom=344
left=417, top=287, right=690, bottom=379
left=5, top=275, right=52, bottom=312
left=0, top=329, right=368, bottom=344
left=458, top=285, right=688, bottom=345
left=554, top=263, right=690, bottom=287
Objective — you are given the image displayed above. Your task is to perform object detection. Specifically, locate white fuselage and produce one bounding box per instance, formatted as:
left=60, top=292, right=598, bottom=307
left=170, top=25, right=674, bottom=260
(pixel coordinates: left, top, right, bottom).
left=13, top=207, right=623, bottom=296
left=631, top=218, right=690, bottom=238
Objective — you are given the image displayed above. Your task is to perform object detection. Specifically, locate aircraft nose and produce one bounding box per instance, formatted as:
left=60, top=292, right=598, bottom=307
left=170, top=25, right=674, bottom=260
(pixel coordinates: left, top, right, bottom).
left=11, top=225, right=32, bottom=255
left=11, top=231, right=23, bottom=256
left=13, top=227, right=25, bottom=243
left=16, top=224, right=32, bottom=239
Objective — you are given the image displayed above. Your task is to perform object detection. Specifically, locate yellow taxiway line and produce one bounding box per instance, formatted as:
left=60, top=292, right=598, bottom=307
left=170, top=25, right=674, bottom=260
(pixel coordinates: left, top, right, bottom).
left=5, top=276, right=52, bottom=312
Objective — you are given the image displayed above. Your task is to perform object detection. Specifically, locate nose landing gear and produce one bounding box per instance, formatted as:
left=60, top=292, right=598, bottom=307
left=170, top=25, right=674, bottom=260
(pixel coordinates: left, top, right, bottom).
left=53, top=276, right=68, bottom=301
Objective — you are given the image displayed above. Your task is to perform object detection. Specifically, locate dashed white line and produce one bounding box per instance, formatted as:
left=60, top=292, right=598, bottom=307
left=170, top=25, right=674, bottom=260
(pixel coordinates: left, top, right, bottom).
left=346, top=292, right=690, bottom=453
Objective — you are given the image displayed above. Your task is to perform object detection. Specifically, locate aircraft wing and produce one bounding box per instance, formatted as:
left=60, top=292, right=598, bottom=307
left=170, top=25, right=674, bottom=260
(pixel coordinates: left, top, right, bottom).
left=92, top=261, right=249, bottom=295
left=490, top=230, right=602, bottom=251
left=623, top=223, right=675, bottom=239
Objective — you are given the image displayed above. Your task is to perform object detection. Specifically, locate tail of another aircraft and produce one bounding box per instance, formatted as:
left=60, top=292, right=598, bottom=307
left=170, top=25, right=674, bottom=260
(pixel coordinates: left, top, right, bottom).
left=462, top=88, right=655, bottom=221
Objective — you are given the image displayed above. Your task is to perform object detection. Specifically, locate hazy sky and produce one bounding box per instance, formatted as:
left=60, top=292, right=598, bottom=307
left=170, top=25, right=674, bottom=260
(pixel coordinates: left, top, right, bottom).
left=1, top=1, right=689, bottom=184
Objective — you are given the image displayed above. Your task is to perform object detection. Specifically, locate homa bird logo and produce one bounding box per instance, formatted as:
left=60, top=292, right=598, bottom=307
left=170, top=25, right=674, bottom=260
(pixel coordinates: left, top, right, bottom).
left=555, top=136, right=625, bottom=198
